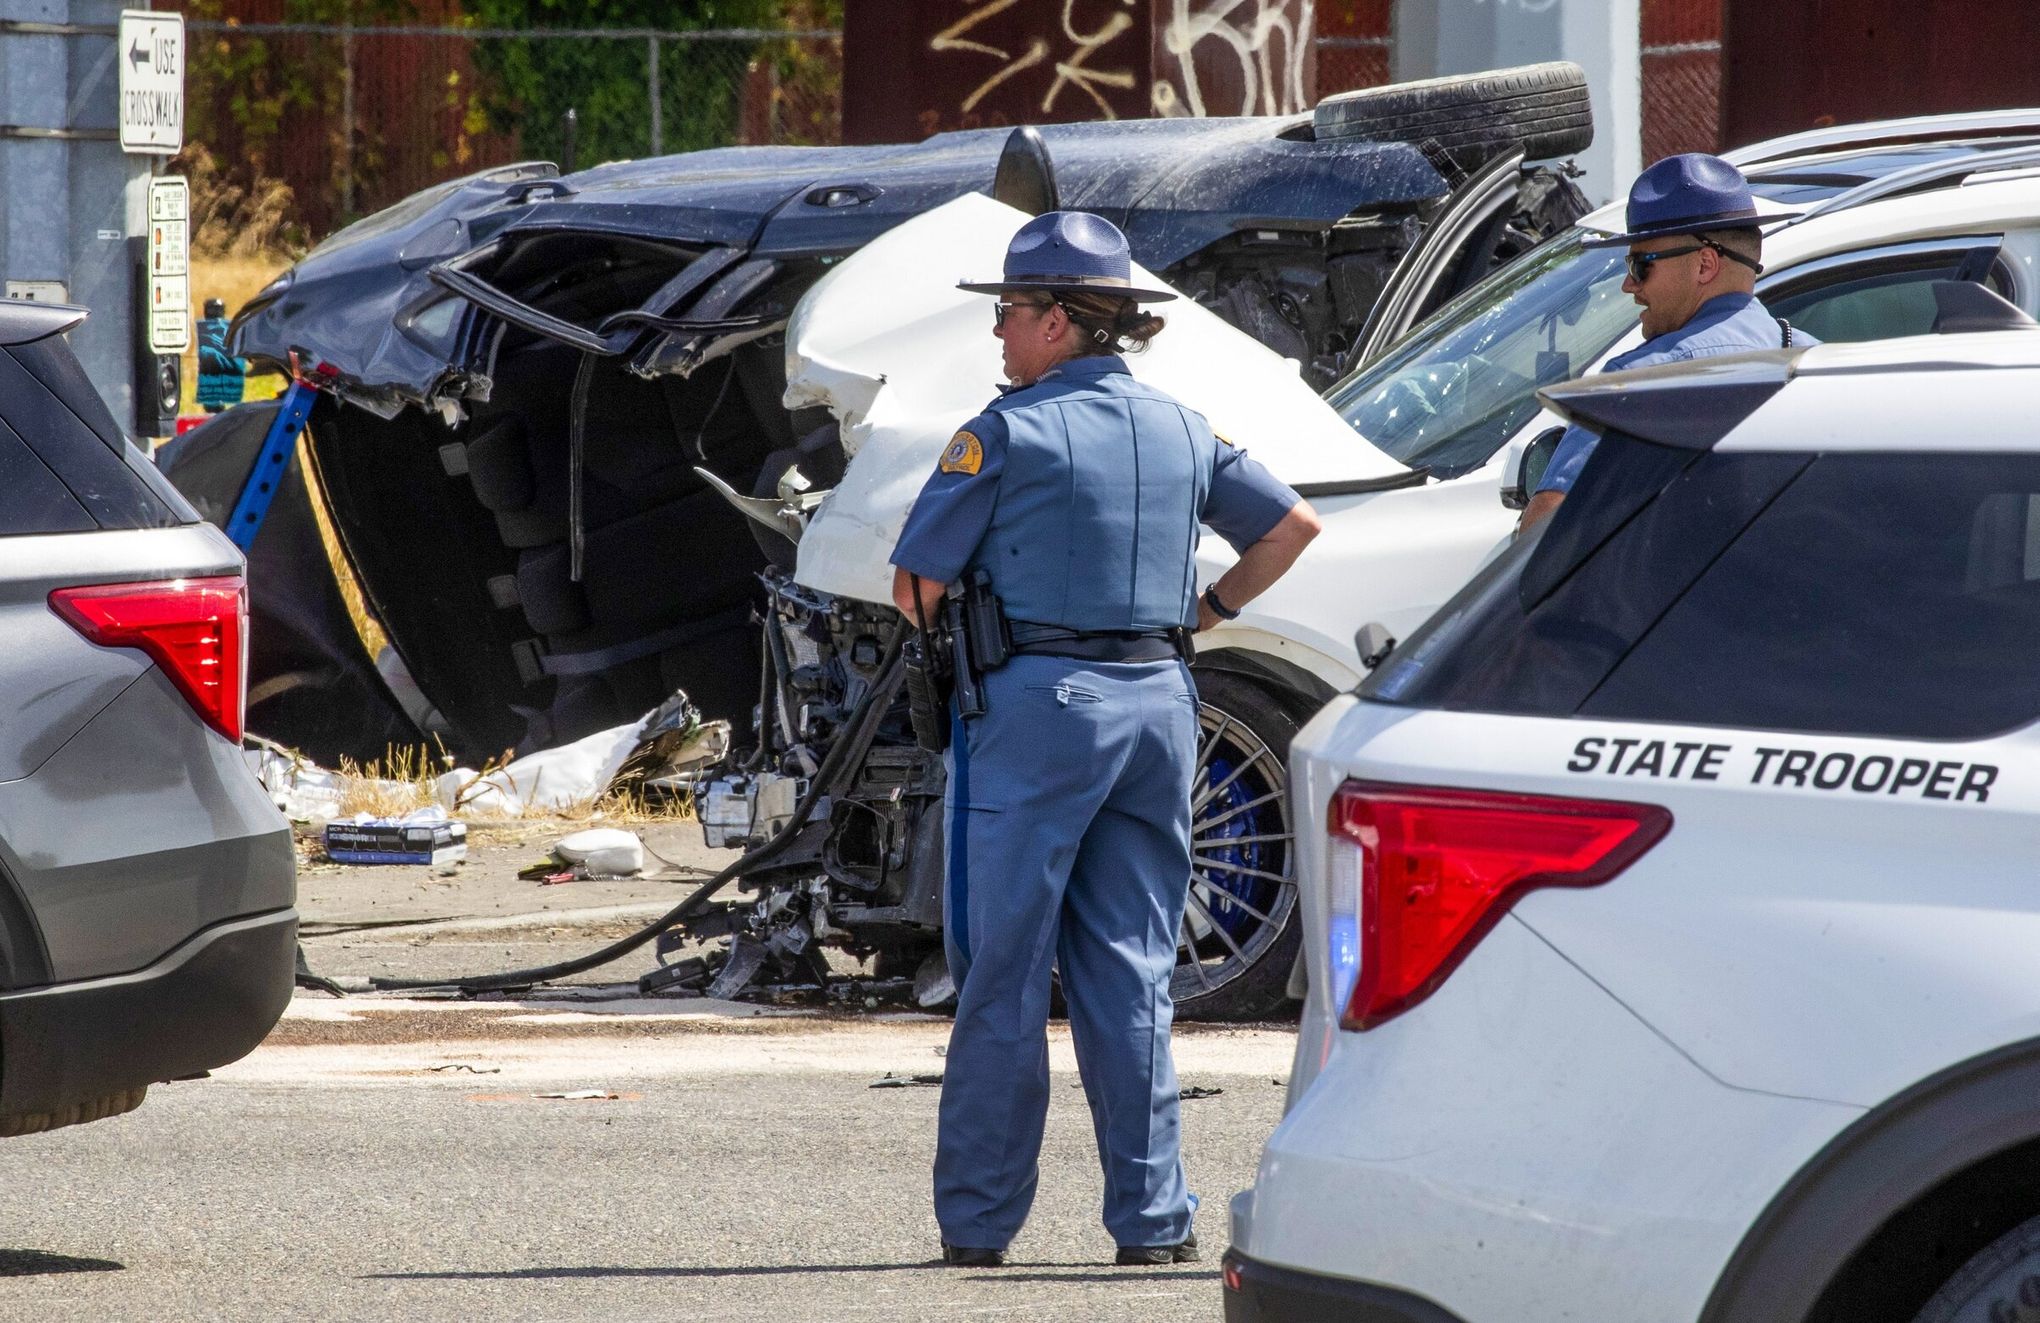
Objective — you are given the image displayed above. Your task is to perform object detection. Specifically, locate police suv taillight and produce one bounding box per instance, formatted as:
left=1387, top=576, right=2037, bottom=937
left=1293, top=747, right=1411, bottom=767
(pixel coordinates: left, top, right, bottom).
left=1327, top=781, right=1670, bottom=1030
left=50, top=576, right=248, bottom=744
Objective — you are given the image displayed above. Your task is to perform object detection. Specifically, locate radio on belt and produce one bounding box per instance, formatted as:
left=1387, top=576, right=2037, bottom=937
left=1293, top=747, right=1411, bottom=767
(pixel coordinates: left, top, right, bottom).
left=699, top=772, right=809, bottom=849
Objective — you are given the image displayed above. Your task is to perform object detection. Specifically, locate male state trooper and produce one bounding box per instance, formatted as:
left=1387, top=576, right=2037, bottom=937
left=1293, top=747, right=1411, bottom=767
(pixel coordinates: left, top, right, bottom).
left=888, top=211, right=1319, bottom=1267
left=1521, top=152, right=1815, bottom=529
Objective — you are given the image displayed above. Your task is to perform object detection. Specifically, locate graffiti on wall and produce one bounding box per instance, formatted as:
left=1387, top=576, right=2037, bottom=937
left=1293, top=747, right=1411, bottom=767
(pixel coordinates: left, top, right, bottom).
left=842, top=0, right=1316, bottom=144
left=1154, top=0, right=1316, bottom=118
left=926, top=0, right=1143, bottom=127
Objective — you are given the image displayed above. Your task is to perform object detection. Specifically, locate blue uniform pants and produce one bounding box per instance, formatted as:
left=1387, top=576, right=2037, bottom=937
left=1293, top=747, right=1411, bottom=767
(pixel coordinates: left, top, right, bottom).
left=935, top=652, right=1197, bottom=1250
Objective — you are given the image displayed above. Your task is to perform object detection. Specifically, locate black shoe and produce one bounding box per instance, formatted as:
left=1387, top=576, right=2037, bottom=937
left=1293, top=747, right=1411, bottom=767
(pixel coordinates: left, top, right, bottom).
left=942, top=1243, right=1006, bottom=1267
left=1115, top=1233, right=1199, bottom=1265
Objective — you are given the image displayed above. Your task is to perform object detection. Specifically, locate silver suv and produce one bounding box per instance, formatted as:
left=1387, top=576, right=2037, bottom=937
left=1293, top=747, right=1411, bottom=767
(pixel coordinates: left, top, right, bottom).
left=0, top=301, right=295, bottom=1136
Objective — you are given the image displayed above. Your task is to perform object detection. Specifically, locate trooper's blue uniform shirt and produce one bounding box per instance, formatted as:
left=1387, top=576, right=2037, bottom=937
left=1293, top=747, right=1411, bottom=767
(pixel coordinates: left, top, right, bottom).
left=892, top=355, right=1297, bottom=624
left=890, top=353, right=1299, bottom=1254
left=1536, top=291, right=1818, bottom=494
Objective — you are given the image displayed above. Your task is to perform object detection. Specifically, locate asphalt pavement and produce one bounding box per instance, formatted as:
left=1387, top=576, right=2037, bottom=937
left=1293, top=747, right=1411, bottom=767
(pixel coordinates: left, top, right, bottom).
left=0, top=822, right=1296, bottom=1322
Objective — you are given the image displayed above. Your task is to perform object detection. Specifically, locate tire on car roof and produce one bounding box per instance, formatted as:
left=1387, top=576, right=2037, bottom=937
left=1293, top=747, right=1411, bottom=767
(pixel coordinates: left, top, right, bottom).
left=1313, top=60, right=1593, bottom=163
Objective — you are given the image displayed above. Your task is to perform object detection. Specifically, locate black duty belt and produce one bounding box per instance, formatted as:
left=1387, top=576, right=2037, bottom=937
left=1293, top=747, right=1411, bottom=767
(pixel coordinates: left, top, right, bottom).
left=1008, top=623, right=1186, bottom=663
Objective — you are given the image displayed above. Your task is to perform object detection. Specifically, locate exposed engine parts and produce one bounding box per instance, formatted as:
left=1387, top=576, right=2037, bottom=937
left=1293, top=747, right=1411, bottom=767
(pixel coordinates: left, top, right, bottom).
left=627, top=573, right=952, bottom=1005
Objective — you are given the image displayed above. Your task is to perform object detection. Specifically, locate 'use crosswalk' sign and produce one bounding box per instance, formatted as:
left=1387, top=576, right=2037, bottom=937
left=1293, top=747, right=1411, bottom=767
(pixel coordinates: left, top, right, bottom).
left=118, top=11, right=184, bottom=155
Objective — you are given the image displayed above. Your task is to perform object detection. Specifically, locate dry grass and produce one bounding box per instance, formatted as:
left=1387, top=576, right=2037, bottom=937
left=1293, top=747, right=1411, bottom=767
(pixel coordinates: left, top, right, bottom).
left=333, top=744, right=695, bottom=825
left=336, top=744, right=446, bottom=818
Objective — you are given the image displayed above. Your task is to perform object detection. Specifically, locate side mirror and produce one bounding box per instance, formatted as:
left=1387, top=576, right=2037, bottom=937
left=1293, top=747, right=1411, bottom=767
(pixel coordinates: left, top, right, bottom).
left=1501, top=425, right=1566, bottom=510
left=1355, top=622, right=1397, bottom=671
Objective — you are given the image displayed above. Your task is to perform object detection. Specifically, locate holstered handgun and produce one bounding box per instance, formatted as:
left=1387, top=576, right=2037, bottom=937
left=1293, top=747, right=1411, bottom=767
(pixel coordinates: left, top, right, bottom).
left=960, top=570, right=1012, bottom=673
left=946, top=595, right=985, bottom=721
left=946, top=570, right=1010, bottom=720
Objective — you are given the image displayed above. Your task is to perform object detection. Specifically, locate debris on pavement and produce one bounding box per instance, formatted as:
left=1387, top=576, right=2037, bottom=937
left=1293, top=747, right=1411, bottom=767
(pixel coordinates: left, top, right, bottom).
left=437, top=724, right=640, bottom=818
left=1179, top=1086, right=1225, bottom=1101
left=323, top=808, right=469, bottom=867
left=295, top=944, right=347, bottom=998
left=534, top=1089, right=620, bottom=1101
left=427, top=1063, right=500, bottom=1075
left=870, top=1073, right=945, bottom=1089
left=437, top=692, right=728, bottom=818
left=550, top=827, right=645, bottom=879
left=245, top=740, right=360, bottom=823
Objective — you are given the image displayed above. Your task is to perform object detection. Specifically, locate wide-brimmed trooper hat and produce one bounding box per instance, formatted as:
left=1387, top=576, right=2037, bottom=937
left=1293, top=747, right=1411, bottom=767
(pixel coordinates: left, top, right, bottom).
left=958, top=210, right=1177, bottom=302
left=1583, top=152, right=1803, bottom=248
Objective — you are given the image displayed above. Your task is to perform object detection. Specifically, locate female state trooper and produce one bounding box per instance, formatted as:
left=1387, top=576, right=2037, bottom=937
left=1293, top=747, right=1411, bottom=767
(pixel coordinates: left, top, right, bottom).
left=887, top=210, right=1320, bottom=1268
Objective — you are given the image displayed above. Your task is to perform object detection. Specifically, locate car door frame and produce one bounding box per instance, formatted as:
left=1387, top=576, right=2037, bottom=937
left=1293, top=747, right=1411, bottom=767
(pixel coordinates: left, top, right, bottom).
left=1352, top=148, right=1528, bottom=366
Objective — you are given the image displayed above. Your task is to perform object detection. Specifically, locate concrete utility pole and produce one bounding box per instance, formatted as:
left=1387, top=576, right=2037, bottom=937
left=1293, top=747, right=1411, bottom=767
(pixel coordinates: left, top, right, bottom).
left=0, top=0, right=171, bottom=436
left=1394, top=0, right=1641, bottom=202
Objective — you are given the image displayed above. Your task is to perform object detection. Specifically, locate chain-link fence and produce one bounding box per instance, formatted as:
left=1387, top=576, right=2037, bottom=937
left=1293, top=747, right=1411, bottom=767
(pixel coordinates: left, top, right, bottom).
left=183, top=22, right=841, bottom=238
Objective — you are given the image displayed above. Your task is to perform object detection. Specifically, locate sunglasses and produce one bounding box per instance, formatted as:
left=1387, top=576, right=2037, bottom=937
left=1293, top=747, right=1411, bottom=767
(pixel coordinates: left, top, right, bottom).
left=1624, top=244, right=1707, bottom=283
left=993, top=298, right=1053, bottom=328
left=1625, top=240, right=1764, bottom=284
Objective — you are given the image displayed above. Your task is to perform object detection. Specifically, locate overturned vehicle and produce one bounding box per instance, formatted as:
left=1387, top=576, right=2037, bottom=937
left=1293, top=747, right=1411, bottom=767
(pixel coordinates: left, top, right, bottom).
left=177, top=68, right=1594, bottom=1018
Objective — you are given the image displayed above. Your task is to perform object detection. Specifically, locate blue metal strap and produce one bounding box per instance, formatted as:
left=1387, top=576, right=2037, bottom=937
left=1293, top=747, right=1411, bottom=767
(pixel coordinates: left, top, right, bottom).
left=225, top=379, right=319, bottom=552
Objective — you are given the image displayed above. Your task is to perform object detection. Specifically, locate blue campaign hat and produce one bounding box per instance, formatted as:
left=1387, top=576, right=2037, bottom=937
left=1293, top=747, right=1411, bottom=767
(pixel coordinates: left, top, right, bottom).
left=959, top=210, right=1177, bottom=302
left=1583, top=152, right=1803, bottom=248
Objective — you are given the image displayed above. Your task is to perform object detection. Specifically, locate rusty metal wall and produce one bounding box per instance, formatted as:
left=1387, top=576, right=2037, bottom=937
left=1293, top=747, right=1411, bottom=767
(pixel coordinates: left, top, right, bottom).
left=1723, top=0, right=2040, bottom=149
left=842, top=0, right=1317, bottom=143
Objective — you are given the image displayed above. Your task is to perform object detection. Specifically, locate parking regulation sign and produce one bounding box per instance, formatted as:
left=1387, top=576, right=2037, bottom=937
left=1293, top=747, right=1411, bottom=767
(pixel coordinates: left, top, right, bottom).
left=147, top=177, right=191, bottom=354
left=119, top=11, right=184, bottom=155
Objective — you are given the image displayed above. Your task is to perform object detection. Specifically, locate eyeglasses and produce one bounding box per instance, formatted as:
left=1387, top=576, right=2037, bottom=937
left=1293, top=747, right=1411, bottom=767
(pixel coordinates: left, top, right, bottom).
left=993, top=299, right=1052, bottom=328
left=1624, top=240, right=1764, bottom=284
left=1624, top=244, right=1706, bottom=284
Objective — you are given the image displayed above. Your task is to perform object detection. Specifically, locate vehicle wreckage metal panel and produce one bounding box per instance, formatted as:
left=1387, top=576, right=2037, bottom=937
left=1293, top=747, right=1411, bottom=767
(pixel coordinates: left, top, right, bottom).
left=230, top=120, right=1449, bottom=411
left=784, top=193, right=1413, bottom=607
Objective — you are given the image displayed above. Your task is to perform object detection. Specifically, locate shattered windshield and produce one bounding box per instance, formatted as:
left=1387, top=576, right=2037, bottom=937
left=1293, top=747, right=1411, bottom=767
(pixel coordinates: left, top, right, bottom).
left=1326, top=232, right=1635, bottom=480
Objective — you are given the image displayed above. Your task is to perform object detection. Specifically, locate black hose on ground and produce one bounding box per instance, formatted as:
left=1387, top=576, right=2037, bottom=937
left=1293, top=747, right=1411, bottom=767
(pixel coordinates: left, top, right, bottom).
left=367, top=630, right=907, bottom=995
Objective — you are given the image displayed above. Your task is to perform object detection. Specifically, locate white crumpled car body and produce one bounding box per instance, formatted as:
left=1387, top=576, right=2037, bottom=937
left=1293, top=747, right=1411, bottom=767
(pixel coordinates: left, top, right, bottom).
left=780, top=192, right=1517, bottom=694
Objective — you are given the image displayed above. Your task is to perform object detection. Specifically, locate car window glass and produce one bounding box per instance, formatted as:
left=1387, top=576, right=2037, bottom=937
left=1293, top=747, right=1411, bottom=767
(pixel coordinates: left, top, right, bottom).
left=8, top=336, right=130, bottom=455
left=0, top=417, right=93, bottom=535
left=1777, top=272, right=1948, bottom=341
left=0, top=343, right=179, bottom=530
left=1762, top=237, right=2009, bottom=338
left=1362, top=442, right=1806, bottom=715
left=1585, top=453, right=2040, bottom=739
left=1327, top=233, right=1638, bottom=480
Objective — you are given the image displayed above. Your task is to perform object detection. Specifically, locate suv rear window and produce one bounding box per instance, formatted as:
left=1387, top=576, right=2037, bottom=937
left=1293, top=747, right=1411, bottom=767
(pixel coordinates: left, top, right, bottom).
left=0, top=334, right=190, bottom=533
left=1365, top=438, right=2040, bottom=740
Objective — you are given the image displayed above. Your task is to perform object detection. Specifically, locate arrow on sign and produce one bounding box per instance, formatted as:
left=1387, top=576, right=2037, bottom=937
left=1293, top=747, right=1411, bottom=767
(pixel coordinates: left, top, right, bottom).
left=128, top=37, right=150, bottom=71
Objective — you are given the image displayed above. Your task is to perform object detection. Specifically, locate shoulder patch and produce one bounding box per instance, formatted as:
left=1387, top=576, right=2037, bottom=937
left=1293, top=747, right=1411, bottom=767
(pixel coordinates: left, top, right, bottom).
left=1214, top=430, right=1239, bottom=448
left=940, top=430, right=984, bottom=475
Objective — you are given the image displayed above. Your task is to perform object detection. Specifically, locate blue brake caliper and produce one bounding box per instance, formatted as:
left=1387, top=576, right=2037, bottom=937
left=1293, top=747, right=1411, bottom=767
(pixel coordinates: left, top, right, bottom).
left=1196, top=752, right=1265, bottom=940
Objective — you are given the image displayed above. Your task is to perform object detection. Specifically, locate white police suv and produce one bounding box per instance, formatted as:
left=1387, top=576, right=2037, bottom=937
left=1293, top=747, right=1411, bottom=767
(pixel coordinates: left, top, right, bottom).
left=1225, top=324, right=2040, bottom=1323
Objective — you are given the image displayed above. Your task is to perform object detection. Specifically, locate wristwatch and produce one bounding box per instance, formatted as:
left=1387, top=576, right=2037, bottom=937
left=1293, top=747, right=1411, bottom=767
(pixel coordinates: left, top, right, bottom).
left=1202, top=584, right=1241, bottom=621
